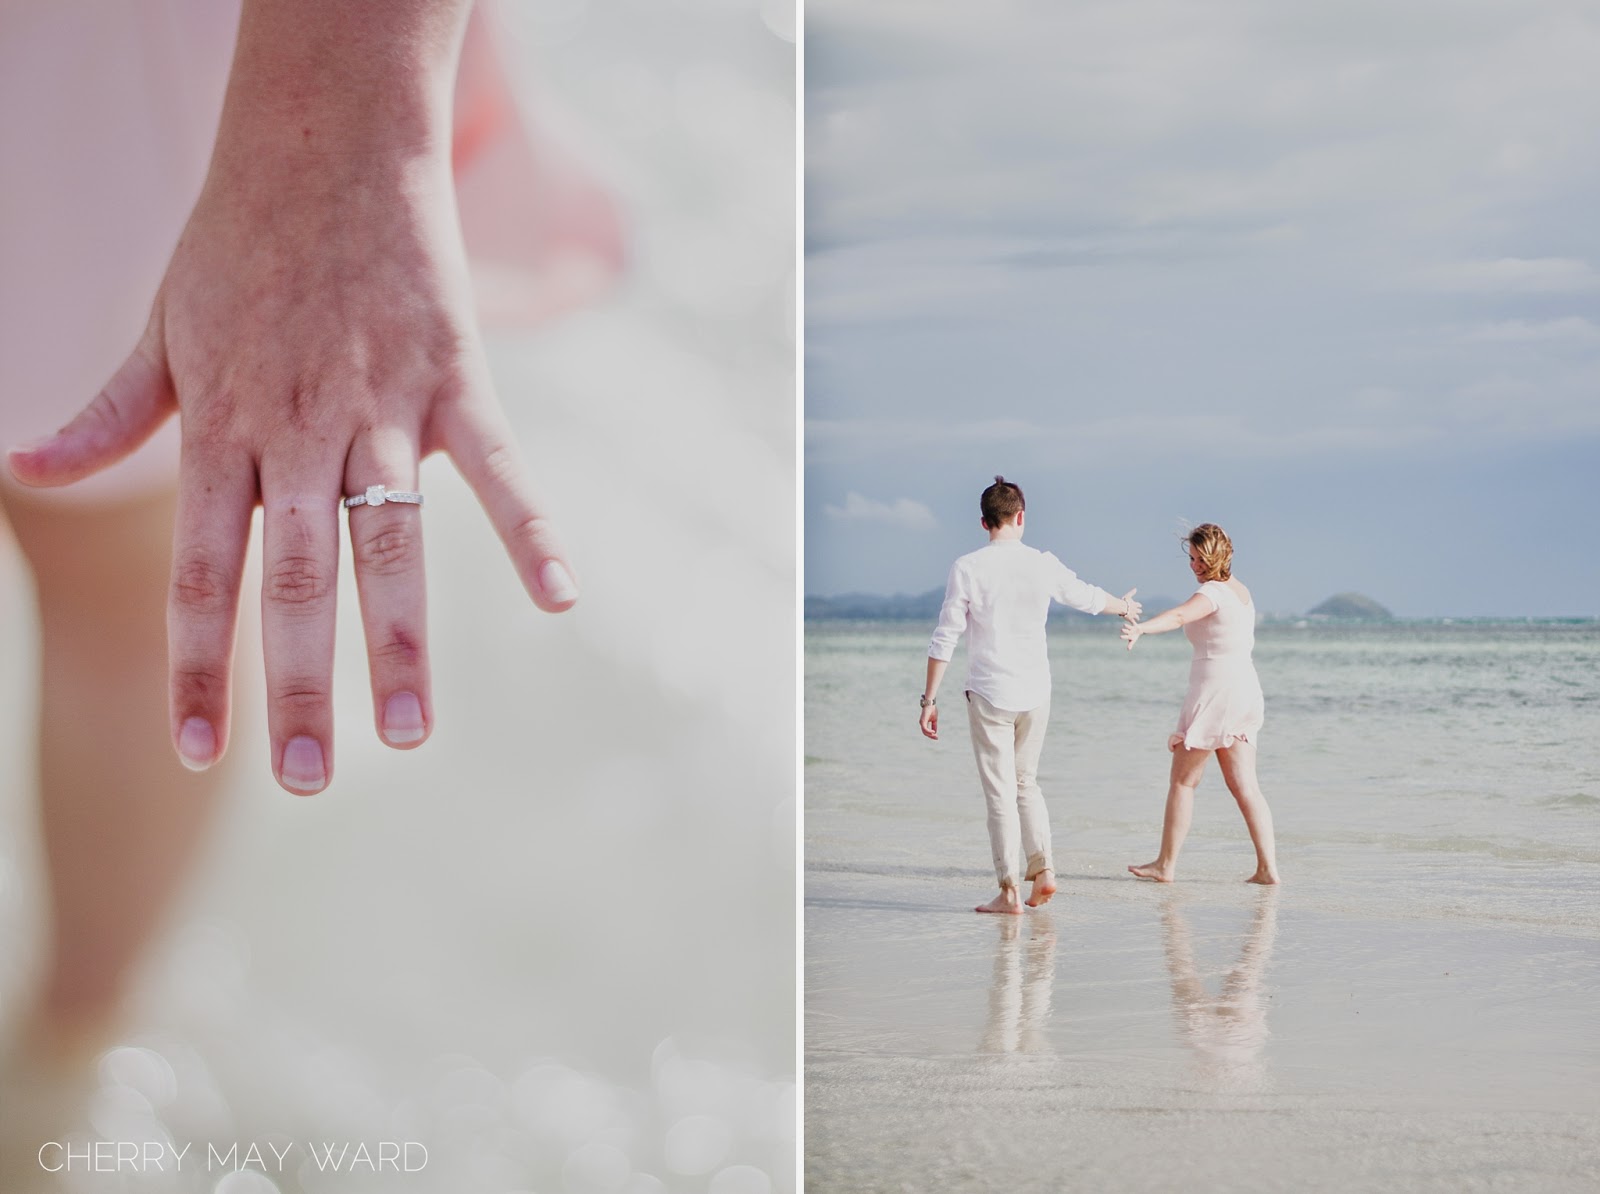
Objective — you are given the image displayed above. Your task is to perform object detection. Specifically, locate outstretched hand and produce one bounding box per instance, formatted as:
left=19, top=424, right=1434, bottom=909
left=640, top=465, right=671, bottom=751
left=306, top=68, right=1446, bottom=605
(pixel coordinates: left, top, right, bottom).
left=1121, top=621, right=1145, bottom=651
left=7, top=125, right=576, bottom=795
left=1120, top=588, right=1142, bottom=622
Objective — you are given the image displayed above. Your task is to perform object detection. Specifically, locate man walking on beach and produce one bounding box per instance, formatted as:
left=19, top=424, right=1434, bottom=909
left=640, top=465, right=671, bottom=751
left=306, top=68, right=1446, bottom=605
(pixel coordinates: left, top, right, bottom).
left=919, top=477, right=1140, bottom=914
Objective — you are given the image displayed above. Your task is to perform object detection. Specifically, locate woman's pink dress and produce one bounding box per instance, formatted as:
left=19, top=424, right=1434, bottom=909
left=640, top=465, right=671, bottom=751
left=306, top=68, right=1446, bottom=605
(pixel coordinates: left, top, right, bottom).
left=1169, top=579, right=1264, bottom=752
left=0, top=1, right=622, bottom=504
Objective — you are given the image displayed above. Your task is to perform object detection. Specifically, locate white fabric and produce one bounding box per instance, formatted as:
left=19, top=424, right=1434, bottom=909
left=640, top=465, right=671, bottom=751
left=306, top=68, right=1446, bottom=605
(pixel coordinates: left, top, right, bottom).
left=966, top=689, right=1053, bottom=887
left=928, top=539, right=1111, bottom=712
left=1171, top=579, right=1264, bottom=751
left=1186, top=580, right=1256, bottom=659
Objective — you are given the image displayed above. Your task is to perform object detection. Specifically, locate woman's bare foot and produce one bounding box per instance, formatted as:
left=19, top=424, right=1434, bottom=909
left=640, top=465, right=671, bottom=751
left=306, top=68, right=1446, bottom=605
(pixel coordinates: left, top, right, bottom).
left=976, top=888, right=1024, bottom=915
left=1024, top=870, right=1057, bottom=907
left=1128, top=861, right=1175, bottom=882
left=1246, top=866, right=1280, bottom=885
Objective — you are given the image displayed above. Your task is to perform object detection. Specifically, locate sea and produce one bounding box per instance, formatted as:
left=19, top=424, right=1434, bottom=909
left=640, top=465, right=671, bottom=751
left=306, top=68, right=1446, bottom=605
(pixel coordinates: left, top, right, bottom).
left=805, top=619, right=1599, bottom=1193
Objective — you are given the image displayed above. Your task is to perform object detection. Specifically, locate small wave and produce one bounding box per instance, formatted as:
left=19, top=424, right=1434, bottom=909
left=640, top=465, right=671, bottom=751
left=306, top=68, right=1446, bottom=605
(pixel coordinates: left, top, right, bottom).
left=807, top=859, right=979, bottom=881
left=1539, top=793, right=1600, bottom=809
left=1295, top=828, right=1600, bottom=865
left=1390, top=835, right=1598, bottom=864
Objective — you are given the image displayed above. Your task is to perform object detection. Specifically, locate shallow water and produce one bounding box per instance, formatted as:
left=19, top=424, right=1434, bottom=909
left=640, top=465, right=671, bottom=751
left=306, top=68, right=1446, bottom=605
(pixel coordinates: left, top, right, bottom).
left=806, top=620, right=1600, bottom=1192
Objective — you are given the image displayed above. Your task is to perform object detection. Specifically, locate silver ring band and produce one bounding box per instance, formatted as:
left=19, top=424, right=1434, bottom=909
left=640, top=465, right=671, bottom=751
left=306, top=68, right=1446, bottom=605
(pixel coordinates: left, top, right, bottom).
left=343, top=484, right=424, bottom=510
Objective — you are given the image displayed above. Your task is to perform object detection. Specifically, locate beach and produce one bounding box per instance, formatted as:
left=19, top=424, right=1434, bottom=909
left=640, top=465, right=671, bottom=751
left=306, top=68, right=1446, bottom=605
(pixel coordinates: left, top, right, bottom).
left=805, top=621, right=1599, bottom=1192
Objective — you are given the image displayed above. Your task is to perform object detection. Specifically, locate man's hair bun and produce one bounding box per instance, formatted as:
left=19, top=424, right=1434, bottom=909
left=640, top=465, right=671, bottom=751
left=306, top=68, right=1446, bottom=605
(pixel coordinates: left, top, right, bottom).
left=980, top=476, right=1024, bottom=528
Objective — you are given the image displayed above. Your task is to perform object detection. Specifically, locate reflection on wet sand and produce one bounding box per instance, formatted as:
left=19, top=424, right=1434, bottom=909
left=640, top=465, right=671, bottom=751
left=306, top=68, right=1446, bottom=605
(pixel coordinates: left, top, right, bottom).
left=1162, top=892, right=1278, bottom=1091
left=980, top=914, right=1056, bottom=1054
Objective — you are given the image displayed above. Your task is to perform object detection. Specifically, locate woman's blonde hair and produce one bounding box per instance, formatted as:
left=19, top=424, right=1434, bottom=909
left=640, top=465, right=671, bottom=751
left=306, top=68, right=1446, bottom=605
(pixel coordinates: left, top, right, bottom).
left=1185, top=523, right=1233, bottom=582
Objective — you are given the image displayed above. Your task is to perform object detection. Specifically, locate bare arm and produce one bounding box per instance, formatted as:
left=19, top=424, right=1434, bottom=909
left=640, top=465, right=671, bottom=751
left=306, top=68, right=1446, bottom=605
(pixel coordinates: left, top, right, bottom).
left=1121, top=592, right=1215, bottom=650
left=221, top=0, right=469, bottom=154
left=919, top=657, right=948, bottom=739
left=921, top=562, right=969, bottom=740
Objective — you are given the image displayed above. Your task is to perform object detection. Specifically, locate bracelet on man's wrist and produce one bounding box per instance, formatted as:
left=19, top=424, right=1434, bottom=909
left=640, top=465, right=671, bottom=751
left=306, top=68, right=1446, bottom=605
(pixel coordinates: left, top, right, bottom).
left=920, top=694, right=936, bottom=708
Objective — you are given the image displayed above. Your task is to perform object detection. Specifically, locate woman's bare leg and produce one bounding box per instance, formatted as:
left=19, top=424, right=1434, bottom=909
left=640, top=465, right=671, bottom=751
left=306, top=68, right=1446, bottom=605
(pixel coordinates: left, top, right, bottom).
left=0, top=484, right=230, bottom=1059
left=1216, top=739, right=1279, bottom=884
left=1129, top=745, right=1210, bottom=882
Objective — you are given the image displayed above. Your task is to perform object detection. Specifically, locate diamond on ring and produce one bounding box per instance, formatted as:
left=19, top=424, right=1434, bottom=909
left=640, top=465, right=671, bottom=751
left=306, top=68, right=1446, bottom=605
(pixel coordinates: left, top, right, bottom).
left=343, top=485, right=424, bottom=510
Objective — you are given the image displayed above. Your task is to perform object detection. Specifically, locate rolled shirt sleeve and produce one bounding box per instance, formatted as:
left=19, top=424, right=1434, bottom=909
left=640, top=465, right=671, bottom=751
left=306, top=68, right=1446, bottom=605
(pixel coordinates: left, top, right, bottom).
left=928, top=561, right=969, bottom=661
left=1044, top=552, right=1111, bottom=615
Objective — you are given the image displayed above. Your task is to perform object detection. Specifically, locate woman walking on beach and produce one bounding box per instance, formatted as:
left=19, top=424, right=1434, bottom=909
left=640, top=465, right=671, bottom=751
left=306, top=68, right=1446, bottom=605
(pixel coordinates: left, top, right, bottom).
left=1120, top=524, right=1279, bottom=884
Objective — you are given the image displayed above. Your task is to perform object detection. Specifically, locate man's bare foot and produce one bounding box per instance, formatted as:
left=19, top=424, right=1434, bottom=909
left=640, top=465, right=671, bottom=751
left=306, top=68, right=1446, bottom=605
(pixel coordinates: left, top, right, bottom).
left=1025, top=870, right=1058, bottom=907
left=1128, top=861, right=1175, bottom=882
left=1246, top=866, right=1280, bottom=885
left=976, top=888, right=1024, bottom=915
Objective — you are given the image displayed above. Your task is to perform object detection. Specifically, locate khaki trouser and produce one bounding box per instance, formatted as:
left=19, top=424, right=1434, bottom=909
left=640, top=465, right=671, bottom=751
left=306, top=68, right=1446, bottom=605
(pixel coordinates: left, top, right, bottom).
left=965, top=689, right=1053, bottom=889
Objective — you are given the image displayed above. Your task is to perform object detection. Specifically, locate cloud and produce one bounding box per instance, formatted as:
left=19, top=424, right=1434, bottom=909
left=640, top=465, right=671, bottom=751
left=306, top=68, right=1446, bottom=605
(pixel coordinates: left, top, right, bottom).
left=807, top=419, right=1049, bottom=465
left=823, top=491, right=939, bottom=530
left=810, top=1, right=1600, bottom=252
left=808, top=369, right=1600, bottom=468
left=1465, top=316, right=1600, bottom=343
left=810, top=414, right=1438, bottom=466
left=1417, top=257, right=1600, bottom=294
left=805, top=0, right=1600, bottom=606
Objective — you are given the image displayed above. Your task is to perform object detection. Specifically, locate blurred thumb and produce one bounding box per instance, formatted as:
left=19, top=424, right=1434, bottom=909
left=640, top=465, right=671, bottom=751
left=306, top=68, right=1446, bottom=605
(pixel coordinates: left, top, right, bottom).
left=7, top=336, right=175, bottom=487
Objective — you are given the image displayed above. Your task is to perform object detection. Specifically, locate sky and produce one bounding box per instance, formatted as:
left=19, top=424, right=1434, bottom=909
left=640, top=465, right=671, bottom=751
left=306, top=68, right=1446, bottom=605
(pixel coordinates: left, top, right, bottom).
left=804, top=0, right=1600, bottom=617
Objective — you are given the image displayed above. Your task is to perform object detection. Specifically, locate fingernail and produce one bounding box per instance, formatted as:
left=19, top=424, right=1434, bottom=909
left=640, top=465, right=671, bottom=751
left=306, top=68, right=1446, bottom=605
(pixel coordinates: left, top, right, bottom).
left=6, top=439, right=49, bottom=464
left=539, top=559, right=579, bottom=605
left=383, top=692, right=426, bottom=745
left=281, top=736, right=327, bottom=792
left=178, top=717, right=217, bottom=771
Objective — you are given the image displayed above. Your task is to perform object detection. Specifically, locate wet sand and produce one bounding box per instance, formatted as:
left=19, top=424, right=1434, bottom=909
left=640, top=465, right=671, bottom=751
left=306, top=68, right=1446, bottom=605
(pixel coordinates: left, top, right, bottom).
left=806, top=863, right=1598, bottom=1193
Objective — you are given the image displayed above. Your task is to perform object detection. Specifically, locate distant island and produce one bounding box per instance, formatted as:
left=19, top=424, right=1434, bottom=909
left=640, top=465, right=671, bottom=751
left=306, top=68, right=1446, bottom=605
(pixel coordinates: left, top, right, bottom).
left=805, top=589, right=1183, bottom=622
left=805, top=589, right=1395, bottom=622
left=804, top=589, right=945, bottom=621
left=1306, top=592, right=1393, bottom=621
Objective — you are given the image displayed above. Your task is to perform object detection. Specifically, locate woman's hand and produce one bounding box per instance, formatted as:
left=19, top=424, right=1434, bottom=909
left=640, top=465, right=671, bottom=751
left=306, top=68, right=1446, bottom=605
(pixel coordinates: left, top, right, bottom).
left=1121, top=621, right=1145, bottom=651
left=7, top=110, right=575, bottom=794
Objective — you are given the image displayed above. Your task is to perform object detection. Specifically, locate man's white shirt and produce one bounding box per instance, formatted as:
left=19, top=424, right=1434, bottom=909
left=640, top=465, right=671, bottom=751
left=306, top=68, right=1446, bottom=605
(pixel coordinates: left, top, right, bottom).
left=928, top=540, right=1111, bottom=713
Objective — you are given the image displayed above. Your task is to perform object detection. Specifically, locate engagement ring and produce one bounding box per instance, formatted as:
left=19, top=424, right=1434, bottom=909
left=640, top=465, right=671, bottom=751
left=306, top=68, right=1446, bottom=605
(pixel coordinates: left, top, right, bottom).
left=343, top=485, right=424, bottom=510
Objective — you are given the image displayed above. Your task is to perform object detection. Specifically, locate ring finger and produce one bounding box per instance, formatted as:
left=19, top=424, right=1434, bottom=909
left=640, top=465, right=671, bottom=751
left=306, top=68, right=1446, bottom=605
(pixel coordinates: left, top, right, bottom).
left=344, top=429, right=431, bottom=749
